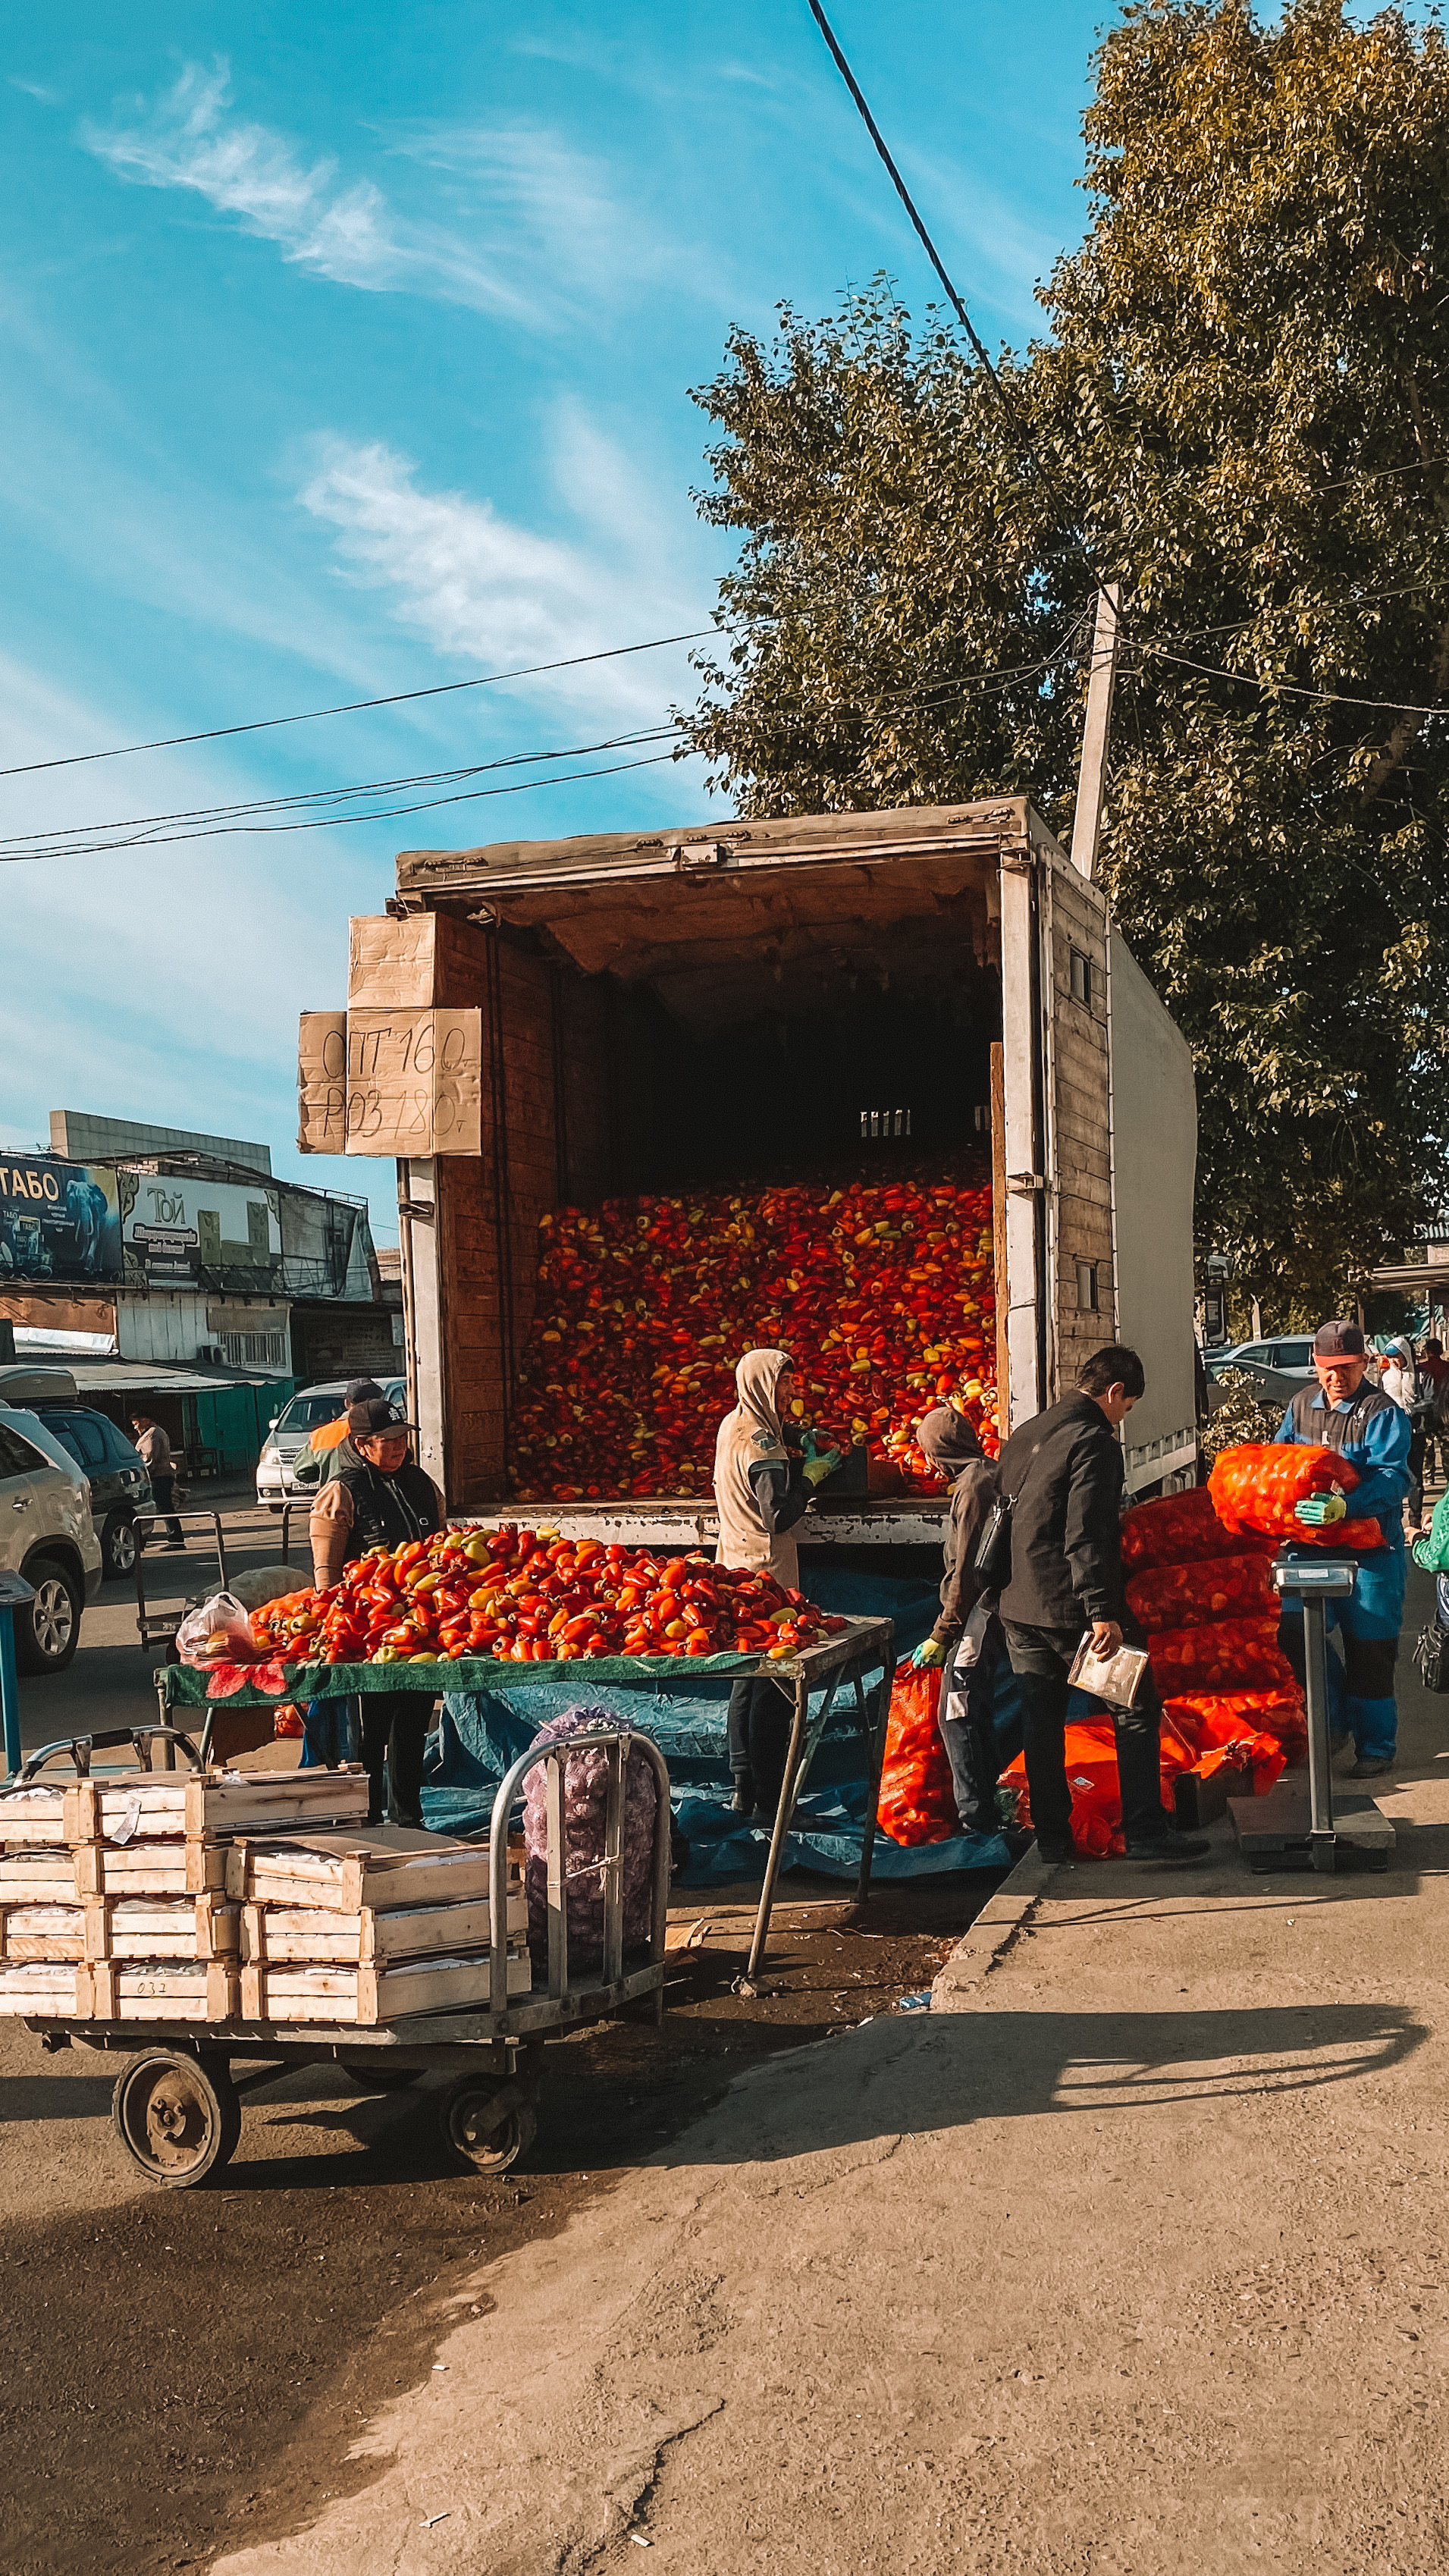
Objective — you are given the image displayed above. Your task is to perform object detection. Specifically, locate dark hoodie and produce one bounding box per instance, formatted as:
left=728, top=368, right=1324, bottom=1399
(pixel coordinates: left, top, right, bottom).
left=917, top=1406, right=1000, bottom=1645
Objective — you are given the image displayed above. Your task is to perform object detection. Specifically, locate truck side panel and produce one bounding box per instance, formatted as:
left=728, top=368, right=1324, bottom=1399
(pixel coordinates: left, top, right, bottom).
left=1107, top=927, right=1199, bottom=1494
left=1041, top=858, right=1115, bottom=1397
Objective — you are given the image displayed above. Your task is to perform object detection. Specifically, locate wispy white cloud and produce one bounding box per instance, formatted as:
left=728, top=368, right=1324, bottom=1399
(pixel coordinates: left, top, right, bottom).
left=296, top=422, right=719, bottom=728
left=82, top=62, right=531, bottom=317
left=80, top=64, right=726, bottom=325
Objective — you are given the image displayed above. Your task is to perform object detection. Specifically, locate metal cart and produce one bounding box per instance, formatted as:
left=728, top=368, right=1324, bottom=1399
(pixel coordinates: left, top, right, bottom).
left=11, top=1721, right=671, bottom=2189
left=132, top=1509, right=233, bottom=1658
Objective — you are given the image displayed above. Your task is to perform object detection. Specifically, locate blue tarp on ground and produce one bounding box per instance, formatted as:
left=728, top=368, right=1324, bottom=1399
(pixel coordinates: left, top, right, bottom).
left=421, top=1563, right=1014, bottom=1880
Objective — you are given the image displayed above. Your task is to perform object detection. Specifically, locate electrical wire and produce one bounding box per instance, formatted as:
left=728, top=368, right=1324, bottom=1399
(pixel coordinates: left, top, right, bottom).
left=0, top=628, right=721, bottom=781
left=0, top=751, right=682, bottom=866
left=0, top=726, right=676, bottom=855
left=803, top=0, right=1120, bottom=622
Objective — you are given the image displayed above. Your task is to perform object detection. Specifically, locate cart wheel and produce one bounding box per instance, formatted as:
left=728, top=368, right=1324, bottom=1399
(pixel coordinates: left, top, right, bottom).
left=340, top=2060, right=419, bottom=2093
left=438, top=2079, right=537, bottom=2173
left=111, top=2048, right=241, bottom=2188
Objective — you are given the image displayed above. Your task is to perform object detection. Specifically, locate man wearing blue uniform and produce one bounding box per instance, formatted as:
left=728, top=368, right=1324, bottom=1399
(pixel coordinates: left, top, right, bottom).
left=1274, top=1319, right=1411, bottom=1779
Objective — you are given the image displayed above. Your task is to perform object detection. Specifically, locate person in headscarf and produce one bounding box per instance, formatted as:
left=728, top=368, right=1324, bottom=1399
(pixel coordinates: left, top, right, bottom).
left=910, top=1403, right=1008, bottom=1834
left=714, top=1348, right=839, bottom=1817
left=1381, top=1337, right=1429, bottom=1533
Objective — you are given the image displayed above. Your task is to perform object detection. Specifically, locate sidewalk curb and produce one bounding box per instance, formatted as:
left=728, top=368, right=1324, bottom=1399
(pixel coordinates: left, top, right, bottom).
left=929, top=1843, right=1055, bottom=2011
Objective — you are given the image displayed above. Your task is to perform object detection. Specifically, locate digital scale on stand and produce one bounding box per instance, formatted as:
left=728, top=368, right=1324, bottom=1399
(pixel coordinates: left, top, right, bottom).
left=1228, top=1558, right=1395, bottom=1872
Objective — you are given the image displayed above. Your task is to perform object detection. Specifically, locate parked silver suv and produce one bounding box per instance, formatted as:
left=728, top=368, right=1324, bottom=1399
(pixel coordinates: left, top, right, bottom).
left=0, top=1405, right=104, bottom=1672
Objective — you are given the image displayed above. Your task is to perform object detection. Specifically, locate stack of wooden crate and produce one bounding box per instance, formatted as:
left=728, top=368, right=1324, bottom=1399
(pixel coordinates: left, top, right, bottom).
left=230, top=1830, right=530, bottom=2022
left=0, top=1768, right=372, bottom=2024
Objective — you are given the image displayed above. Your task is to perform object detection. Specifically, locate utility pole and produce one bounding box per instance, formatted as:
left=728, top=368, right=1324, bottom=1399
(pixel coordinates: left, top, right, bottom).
left=1071, top=582, right=1121, bottom=881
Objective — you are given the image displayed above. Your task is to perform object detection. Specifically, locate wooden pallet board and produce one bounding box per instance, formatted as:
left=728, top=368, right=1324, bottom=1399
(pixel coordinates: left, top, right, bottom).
left=182, top=1768, right=370, bottom=1843
left=226, top=1829, right=510, bottom=1914
left=0, top=1786, right=71, bottom=1849
left=0, top=1898, right=237, bottom=1963
left=240, top=1949, right=531, bottom=2024
left=84, top=1959, right=240, bottom=2022
left=71, top=1843, right=229, bottom=1899
left=0, top=1958, right=238, bottom=2019
left=240, top=1890, right=525, bottom=1965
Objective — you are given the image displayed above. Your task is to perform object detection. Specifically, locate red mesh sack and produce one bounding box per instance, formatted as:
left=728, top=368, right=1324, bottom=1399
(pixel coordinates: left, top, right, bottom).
left=1125, top=1551, right=1276, bottom=1634
left=1147, top=1612, right=1294, bottom=1694
left=877, top=1662, right=961, bottom=1846
left=1165, top=1683, right=1306, bottom=1757
left=1161, top=1697, right=1287, bottom=1794
left=1121, top=1483, right=1256, bottom=1572
left=1000, top=1719, right=1205, bottom=1859
left=1208, top=1444, right=1385, bottom=1549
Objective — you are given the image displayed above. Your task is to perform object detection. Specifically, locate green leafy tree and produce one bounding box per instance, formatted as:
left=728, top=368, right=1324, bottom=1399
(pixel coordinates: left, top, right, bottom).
left=683, top=0, right=1449, bottom=1321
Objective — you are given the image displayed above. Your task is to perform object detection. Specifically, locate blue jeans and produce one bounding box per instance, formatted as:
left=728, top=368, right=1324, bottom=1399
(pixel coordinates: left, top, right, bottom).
left=1277, top=1542, right=1405, bottom=1763
left=300, top=1698, right=356, bottom=1768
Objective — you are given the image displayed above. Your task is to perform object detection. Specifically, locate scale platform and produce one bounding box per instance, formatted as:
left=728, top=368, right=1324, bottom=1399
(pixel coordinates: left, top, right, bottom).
left=1229, top=1779, right=1394, bottom=1872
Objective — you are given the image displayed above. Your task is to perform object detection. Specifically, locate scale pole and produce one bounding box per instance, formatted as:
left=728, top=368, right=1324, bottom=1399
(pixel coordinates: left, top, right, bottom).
left=0, top=1607, right=21, bottom=1779
left=1302, top=1592, right=1337, bottom=1871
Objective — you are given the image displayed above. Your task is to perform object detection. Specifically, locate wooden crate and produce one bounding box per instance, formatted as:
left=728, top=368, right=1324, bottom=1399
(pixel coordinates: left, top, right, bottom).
left=83, top=1959, right=240, bottom=2022
left=72, top=1843, right=228, bottom=1900
left=241, top=1890, right=525, bottom=1966
left=240, top=1949, right=531, bottom=2024
left=225, top=1829, right=511, bottom=1914
left=0, top=1959, right=93, bottom=2014
left=0, top=1898, right=237, bottom=1963
left=0, top=1787, right=70, bottom=1849
left=45, top=1766, right=371, bottom=1850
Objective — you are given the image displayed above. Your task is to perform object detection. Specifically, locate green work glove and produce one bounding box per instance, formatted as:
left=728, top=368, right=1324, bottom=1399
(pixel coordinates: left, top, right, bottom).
left=913, top=1635, right=946, bottom=1670
left=1295, top=1492, right=1347, bottom=1526
left=801, top=1448, right=842, bottom=1488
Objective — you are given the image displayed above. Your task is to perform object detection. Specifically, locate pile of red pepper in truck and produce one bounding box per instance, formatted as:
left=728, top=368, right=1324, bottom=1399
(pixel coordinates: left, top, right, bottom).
left=246, top=1524, right=848, bottom=1667
left=509, top=1172, right=997, bottom=1504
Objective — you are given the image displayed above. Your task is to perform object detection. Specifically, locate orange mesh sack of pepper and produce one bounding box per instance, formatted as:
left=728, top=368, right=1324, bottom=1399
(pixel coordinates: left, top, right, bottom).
left=1208, top=1443, right=1386, bottom=1549
left=1146, top=1612, right=1293, bottom=1694
left=1124, top=1550, right=1277, bottom=1633
left=1120, top=1483, right=1259, bottom=1574
left=876, top=1661, right=961, bottom=1846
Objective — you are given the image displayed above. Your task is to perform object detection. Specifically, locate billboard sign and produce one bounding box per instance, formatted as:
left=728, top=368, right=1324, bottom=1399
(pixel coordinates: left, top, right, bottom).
left=120, top=1174, right=282, bottom=1288
left=0, top=1157, right=124, bottom=1284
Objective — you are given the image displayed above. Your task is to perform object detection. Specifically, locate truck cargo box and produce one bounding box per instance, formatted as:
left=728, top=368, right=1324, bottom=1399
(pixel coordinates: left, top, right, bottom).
left=328, top=799, right=1197, bottom=1528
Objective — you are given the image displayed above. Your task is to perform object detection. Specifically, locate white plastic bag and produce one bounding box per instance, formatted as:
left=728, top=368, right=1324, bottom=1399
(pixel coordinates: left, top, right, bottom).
left=175, top=1592, right=258, bottom=1668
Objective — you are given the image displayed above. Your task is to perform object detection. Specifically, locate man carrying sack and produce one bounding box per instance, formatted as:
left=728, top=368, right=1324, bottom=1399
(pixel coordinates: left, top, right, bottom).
left=995, top=1343, right=1211, bottom=1868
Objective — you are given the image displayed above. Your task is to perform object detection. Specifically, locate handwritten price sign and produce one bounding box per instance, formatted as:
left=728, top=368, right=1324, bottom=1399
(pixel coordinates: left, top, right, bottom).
left=296, top=1009, right=481, bottom=1156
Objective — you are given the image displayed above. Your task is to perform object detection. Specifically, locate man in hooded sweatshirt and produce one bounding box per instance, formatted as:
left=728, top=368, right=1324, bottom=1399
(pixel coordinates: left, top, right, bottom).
left=909, top=1404, right=1005, bottom=1835
left=714, top=1347, right=839, bottom=1818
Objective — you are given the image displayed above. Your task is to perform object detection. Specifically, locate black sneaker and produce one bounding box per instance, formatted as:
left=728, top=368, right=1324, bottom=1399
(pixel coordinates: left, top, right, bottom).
left=1035, top=1834, right=1079, bottom=1865
left=1124, top=1829, right=1212, bottom=1864
left=1348, top=1756, right=1394, bottom=1780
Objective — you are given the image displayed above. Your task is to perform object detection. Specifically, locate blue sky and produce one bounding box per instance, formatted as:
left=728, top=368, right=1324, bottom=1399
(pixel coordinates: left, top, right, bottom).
left=2, top=0, right=1106, bottom=1244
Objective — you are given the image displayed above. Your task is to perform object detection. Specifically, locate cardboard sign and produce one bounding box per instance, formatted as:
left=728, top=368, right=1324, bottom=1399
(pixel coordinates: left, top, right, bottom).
left=297, top=1012, right=348, bottom=1155
left=348, top=914, right=440, bottom=1012
left=343, top=1009, right=482, bottom=1156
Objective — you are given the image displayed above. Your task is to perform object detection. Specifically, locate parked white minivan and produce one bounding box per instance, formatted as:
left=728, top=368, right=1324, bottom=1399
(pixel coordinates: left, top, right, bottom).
left=0, top=1401, right=104, bottom=1673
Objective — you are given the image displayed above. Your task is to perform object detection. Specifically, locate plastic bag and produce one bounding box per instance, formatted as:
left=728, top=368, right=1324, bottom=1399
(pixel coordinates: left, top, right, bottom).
left=1120, top=1483, right=1257, bottom=1573
left=999, top=1720, right=1132, bottom=1857
left=1125, top=1550, right=1276, bottom=1635
left=877, top=1661, right=961, bottom=1846
left=174, top=1593, right=260, bottom=1668
left=1146, top=1612, right=1293, bottom=1694
left=272, top=1704, right=305, bottom=1739
left=522, top=1705, right=658, bottom=1969
left=1208, top=1443, right=1385, bottom=1549
left=1161, top=1696, right=1287, bottom=1793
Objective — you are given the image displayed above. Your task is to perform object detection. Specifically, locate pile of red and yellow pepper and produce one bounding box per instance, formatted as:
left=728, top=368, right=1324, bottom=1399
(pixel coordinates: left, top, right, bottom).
left=510, top=1172, right=996, bottom=1502
left=246, top=1523, right=848, bottom=1666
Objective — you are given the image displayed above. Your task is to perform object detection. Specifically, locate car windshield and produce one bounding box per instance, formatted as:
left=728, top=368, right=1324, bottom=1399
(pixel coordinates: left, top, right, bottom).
left=275, top=1393, right=345, bottom=1433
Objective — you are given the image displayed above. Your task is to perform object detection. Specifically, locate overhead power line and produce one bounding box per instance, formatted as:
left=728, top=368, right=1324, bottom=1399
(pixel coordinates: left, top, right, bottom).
left=802, top=0, right=1120, bottom=621
left=0, top=628, right=720, bottom=780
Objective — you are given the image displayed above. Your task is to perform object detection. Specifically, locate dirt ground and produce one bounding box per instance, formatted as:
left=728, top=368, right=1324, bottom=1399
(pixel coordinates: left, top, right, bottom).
left=0, top=1873, right=997, bottom=2576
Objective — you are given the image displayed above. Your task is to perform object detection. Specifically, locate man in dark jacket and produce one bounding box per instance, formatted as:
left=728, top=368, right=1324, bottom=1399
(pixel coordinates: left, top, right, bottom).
left=911, top=1406, right=1005, bottom=1833
left=996, top=1344, right=1209, bottom=1867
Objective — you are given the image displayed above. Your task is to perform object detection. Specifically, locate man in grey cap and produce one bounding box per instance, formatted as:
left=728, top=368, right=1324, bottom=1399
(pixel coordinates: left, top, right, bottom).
left=1274, top=1319, right=1412, bottom=1777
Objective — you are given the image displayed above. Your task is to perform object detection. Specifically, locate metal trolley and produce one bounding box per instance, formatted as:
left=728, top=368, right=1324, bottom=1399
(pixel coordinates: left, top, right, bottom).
left=11, top=1722, right=671, bottom=2189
